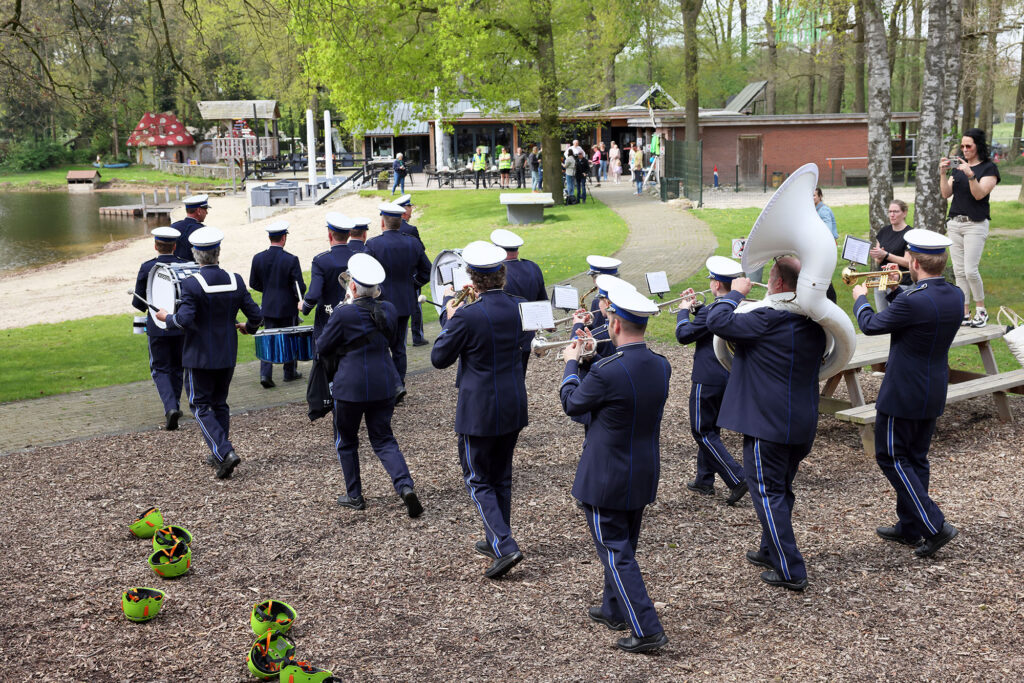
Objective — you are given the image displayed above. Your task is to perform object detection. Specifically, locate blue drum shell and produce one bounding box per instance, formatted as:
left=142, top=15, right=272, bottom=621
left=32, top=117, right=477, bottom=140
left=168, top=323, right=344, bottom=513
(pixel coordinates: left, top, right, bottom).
left=289, top=329, right=315, bottom=362
left=254, top=331, right=296, bottom=364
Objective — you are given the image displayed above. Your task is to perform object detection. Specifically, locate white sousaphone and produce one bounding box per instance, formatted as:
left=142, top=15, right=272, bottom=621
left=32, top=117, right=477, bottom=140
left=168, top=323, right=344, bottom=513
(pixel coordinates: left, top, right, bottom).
left=712, top=163, right=856, bottom=380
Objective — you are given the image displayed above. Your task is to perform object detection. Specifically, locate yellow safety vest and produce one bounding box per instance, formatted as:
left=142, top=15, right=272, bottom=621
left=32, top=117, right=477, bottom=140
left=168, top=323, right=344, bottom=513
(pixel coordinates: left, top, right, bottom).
left=473, top=153, right=486, bottom=171
left=498, top=152, right=511, bottom=170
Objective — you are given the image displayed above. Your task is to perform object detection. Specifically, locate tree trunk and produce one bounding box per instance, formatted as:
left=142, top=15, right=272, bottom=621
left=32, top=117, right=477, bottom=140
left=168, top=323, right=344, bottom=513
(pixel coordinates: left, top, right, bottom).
left=602, top=52, right=617, bottom=110
left=909, top=0, right=923, bottom=110
left=535, top=5, right=563, bottom=205
left=764, top=0, right=777, bottom=114
left=914, top=0, right=948, bottom=233
left=854, top=0, right=866, bottom=111
left=887, top=0, right=904, bottom=77
left=959, top=0, right=977, bottom=132
left=808, top=41, right=817, bottom=114
left=943, top=0, right=963, bottom=137
left=682, top=0, right=703, bottom=141
left=1011, top=36, right=1024, bottom=159
left=977, top=0, right=999, bottom=141
left=113, top=117, right=120, bottom=158
left=740, top=0, right=748, bottom=58
left=826, top=31, right=846, bottom=113
left=863, top=0, right=893, bottom=241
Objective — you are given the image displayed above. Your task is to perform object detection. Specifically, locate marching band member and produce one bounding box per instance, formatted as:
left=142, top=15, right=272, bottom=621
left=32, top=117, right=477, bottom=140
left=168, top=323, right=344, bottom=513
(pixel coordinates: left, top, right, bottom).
left=132, top=227, right=186, bottom=430
left=366, top=202, right=431, bottom=400
left=249, top=221, right=306, bottom=388
left=559, top=285, right=670, bottom=654
left=675, top=256, right=748, bottom=505
left=346, top=217, right=370, bottom=253
left=431, top=241, right=531, bottom=579
left=395, top=195, right=427, bottom=346
left=491, top=228, right=547, bottom=376
left=301, top=213, right=354, bottom=341
left=705, top=257, right=825, bottom=591
left=316, top=253, right=423, bottom=517
left=156, top=228, right=262, bottom=480
left=852, top=229, right=962, bottom=557
left=582, top=255, right=622, bottom=329
left=171, top=194, right=209, bottom=261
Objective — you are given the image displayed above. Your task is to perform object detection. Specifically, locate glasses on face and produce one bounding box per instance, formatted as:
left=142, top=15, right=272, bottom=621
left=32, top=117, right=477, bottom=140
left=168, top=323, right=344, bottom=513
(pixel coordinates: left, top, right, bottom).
left=961, top=144, right=975, bottom=149
left=888, top=210, right=902, bottom=214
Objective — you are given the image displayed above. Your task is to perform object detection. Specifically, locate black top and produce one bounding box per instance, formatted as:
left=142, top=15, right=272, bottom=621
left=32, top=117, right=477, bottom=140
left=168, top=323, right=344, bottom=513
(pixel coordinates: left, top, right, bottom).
left=876, top=223, right=912, bottom=285
left=948, top=159, right=1000, bottom=221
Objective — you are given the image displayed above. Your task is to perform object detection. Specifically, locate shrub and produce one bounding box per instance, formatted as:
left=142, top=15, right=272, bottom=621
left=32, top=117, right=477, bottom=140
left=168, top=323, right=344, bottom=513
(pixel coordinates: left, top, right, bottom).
left=0, top=140, right=70, bottom=172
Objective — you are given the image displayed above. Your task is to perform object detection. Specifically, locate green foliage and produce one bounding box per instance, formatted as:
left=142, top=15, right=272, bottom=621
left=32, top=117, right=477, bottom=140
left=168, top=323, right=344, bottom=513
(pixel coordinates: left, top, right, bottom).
left=0, top=164, right=222, bottom=189
left=0, top=140, right=71, bottom=172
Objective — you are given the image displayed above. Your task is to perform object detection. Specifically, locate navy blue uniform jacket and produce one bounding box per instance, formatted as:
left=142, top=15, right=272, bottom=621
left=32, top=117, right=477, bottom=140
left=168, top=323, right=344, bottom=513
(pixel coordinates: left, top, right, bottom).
left=706, top=291, right=826, bottom=444
left=316, top=298, right=402, bottom=403
left=170, top=216, right=203, bottom=261
left=676, top=303, right=729, bottom=385
left=249, top=246, right=306, bottom=319
left=346, top=239, right=366, bottom=253
left=431, top=290, right=530, bottom=436
left=399, top=219, right=421, bottom=242
left=167, top=265, right=262, bottom=369
left=503, top=258, right=547, bottom=302
left=302, top=244, right=352, bottom=338
left=560, top=342, right=671, bottom=510
left=133, top=254, right=186, bottom=337
left=365, top=231, right=430, bottom=316
left=855, top=277, right=964, bottom=419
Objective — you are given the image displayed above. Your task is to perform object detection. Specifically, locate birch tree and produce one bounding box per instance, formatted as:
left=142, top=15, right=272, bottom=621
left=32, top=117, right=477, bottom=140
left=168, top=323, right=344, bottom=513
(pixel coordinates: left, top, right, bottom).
left=913, top=0, right=947, bottom=232
left=863, top=0, right=893, bottom=240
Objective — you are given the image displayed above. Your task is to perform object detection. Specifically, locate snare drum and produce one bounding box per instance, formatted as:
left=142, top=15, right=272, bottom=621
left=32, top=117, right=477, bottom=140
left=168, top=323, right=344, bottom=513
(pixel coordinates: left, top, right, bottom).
left=429, top=249, right=466, bottom=315
left=254, top=325, right=315, bottom=364
left=146, top=262, right=201, bottom=330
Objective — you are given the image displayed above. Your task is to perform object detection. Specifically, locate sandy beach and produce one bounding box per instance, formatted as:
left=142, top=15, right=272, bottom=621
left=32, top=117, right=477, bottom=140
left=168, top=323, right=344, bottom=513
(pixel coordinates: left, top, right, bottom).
left=0, top=191, right=386, bottom=330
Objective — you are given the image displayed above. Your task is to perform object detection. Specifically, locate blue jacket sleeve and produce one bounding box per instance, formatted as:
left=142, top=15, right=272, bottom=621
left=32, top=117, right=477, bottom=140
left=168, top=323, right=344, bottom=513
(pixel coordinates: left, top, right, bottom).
left=290, top=255, right=306, bottom=297
left=238, top=275, right=263, bottom=332
left=302, top=259, right=323, bottom=315
left=560, top=359, right=606, bottom=417
left=704, top=292, right=770, bottom=341
left=316, top=307, right=348, bottom=355
left=132, top=264, right=149, bottom=313
left=167, top=284, right=197, bottom=330
left=675, top=306, right=708, bottom=344
left=248, top=255, right=263, bottom=292
left=855, top=292, right=915, bottom=335
left=431, top=310, right=467, bottom=369
left=414, top=247, right=431, bottom=288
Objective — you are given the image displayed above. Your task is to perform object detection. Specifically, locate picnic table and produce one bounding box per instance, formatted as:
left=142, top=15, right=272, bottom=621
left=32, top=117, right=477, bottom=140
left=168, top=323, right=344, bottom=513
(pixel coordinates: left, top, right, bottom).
left=500, top=192, right=555, bottom=224
left=822, top=325, right=1024, bottom=455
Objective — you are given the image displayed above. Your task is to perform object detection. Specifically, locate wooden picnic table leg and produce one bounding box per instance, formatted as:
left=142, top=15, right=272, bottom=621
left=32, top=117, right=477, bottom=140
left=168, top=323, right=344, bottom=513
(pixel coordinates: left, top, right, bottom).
left=977, top=340, right=1012, bottom=421
left=821, top=373, right=843, bottom=398
left=857, top=425, right=875, bottom=458
left=842, top=370, right=866, bottom=407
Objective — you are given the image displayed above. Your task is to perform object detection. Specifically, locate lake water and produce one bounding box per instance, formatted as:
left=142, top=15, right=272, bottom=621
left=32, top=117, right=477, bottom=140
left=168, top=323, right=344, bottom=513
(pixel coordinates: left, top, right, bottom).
left=0, top=191, right=168, bottom=273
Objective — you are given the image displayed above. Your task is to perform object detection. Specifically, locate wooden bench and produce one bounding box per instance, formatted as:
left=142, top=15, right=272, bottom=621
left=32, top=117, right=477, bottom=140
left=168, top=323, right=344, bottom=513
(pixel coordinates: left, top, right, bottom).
left=834, top=368, right=1024, bottom=455
left=500, top=192, right=555, bottom=224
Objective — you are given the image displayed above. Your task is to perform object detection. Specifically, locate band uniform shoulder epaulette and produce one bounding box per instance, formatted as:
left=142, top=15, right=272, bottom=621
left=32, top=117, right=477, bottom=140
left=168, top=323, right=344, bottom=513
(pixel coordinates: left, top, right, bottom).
left=650, top=349, right=668, bottom=361
left=594, top=351, right=623, bottom=369
left=314, top=249, right=331, bottom=260
left=907, top=283, right=929, bottom=295
left=507, top=292, right=527, bottom=303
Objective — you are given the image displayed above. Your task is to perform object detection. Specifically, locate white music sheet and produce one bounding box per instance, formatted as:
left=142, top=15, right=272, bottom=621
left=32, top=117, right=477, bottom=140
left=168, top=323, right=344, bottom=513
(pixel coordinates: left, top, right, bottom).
left=439, top=263, right=455, bottom=284
left=452, top=266, right=472, bottom=290
left=646, top=271, right=670, bottom=294
left=519, top=301, right=555, bottom=331
left=842, top=235, right=871, bottom=266
left=552, top=285, right=579, bottom=310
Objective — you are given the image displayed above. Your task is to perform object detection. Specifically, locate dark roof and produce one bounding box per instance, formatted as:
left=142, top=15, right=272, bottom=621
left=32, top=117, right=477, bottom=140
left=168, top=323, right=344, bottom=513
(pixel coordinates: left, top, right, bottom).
left=724, top=82, right=768, bottom=113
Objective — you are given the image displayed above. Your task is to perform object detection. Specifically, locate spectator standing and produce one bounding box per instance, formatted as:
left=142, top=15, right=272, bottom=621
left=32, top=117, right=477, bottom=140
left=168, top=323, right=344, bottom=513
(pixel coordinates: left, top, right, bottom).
left=391, top=153, right=407, bottom=196
left=591, top=145, right=602, bottom=187
left=564, top=149, right=577, bottom=199
left=599, top=142, right=608, bottom=182
left=629, top=143, right=643, bottom=195
left=576, top=150, right=590, bottom=203
left=812, top=186, right=839, bottom=304
left=529, top=145, right=542, bottom=192
left=609, top=142, right=622, bottom=184
left=498, top=146, right=512, bottom=189
left=513, top=146, right=527, bottom=189
left=473, top=146, right=489, bottom=189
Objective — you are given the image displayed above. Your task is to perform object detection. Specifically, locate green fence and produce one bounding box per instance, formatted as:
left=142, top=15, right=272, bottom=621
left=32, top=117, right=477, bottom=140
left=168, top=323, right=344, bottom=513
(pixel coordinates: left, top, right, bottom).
left=661, top=139, right=702, bottom=206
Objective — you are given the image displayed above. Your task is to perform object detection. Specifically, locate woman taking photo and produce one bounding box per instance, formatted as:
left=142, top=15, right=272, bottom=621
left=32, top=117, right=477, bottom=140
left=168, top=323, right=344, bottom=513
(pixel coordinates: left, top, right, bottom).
left=868, top=200, right=912, bottom=311
left=940, top=128, right=1000, bottom=327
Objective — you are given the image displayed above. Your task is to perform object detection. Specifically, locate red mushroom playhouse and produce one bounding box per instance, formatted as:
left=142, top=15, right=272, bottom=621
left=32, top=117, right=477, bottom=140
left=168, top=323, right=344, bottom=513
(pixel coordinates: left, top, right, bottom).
left=127, top=112, right=196, bottom=165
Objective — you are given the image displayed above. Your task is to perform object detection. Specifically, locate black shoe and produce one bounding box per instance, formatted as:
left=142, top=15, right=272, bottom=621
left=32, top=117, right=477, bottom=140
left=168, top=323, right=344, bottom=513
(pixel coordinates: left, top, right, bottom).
left=726, top=481, right=748, bottom=506
left=337, top=493, right=366, bottom=510
left=164, top=410, right=182, bottom=431
left=686, top=481, right=715, bottom=496
left=260, top=377, right=275, bottom=389
left=616, top=632, right=668, bottom=653
left=588, top=606, right=628, bottom=632
left=474, top=540, right=497, bottom=560
left=400, top=486, right=423, bottom=518
left=484, top=550, right=524, bottom=579
left=759, top=570, right=807, bottom=591
left=412, top=339, right=429, bottom=347
left=914, top=522, right=958, bottom=558
left=206, top=452, right=217, bottom=467
left=876, top=525, right=922, bottom=547
left=394, top=386, right=407, bottom=405
left=283, top=372, right=303, bottom=382
left=745, top=550, right=773, bottom=570
left=215, top=451, right=240, bottom=479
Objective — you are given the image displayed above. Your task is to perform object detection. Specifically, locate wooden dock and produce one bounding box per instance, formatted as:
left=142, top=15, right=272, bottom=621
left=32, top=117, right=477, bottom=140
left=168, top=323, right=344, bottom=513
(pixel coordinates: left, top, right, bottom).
left=99, top=204, right=175, bottom=218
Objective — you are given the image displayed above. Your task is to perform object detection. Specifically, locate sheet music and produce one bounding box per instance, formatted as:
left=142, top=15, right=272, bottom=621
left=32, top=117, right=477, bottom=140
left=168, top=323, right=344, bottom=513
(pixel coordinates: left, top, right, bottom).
left=439, top=263, right=455, bottom=284
left=842, top=236, right=871, bottom=266
left=452, top=266, right=472, bottom=290
left=646, top=271, right=670, bottom=294
left=551, top=285, right=579, bottom=310
left=519, top=301, right=555, bottom=331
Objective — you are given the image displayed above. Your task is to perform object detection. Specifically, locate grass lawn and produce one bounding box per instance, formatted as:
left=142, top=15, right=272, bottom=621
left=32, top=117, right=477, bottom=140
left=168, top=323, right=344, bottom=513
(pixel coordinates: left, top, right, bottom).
left=647, top=202, right=1024, bottom=375
left=0, top=164, right=223, bottom=190
left=0, top=190, right=628, bottom=403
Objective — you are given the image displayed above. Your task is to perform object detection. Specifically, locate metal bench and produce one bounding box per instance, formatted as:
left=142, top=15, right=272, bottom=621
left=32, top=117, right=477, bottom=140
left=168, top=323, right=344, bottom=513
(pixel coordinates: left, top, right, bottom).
left=500, top=192, right=555, bottom=224
left=834, top=368, right=1024, bottom=455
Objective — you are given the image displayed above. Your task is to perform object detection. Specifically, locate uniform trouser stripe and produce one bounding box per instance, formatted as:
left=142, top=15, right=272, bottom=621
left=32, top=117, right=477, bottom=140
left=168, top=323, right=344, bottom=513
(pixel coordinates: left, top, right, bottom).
left=187, top=369, right=220, bottom=462
left=886, top=415, right=939, bottom=536
left=463, top=435, right=501, bottom=557
left=754, top=438, right=791, bottom=580
left=693, top=384, right=741, bottom=486
left=591, top=506, right=643, bottom=637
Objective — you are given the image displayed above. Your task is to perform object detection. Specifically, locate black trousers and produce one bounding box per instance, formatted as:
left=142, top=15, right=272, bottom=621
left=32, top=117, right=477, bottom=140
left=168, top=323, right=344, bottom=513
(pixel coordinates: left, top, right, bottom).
left=514, top=167, right=525, bottom=188
left=410, top=301, right=425, bottom=343
left=474, top=169, right=488, bottom=189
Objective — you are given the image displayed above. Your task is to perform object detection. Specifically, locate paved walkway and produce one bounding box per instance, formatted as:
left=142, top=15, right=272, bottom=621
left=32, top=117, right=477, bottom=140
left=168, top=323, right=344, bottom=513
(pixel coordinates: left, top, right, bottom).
left=0, top=184, right=715, bottom=455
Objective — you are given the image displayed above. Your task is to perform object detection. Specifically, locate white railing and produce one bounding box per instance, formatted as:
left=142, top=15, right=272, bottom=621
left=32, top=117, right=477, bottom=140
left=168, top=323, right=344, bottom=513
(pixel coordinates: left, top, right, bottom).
left=213, top=137, right=279, bottom=161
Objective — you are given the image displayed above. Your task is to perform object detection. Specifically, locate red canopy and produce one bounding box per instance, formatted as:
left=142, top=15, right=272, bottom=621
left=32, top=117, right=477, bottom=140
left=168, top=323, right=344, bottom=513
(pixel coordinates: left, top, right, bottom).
left=126, top=112, right=195, bottom=147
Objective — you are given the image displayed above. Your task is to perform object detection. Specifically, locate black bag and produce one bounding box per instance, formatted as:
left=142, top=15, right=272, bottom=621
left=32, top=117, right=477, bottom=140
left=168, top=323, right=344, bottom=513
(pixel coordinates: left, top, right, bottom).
left=565, top=194, right=579, bottom=205
left=305, top=355, right=336, bottom=421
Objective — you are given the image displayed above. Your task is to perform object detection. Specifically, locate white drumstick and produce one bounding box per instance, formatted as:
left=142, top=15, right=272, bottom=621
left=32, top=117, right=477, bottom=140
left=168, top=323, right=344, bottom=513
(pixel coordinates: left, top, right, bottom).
left=128, top=290, right=160, bottom=312
left=295, top=281, right=303, bottom=301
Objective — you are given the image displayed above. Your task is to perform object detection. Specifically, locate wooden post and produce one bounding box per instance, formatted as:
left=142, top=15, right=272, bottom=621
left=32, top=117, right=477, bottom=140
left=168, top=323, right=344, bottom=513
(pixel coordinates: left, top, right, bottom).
left=153, top=189, right=158, bottom=204
left=185, top=183, right=190, bottom=197
left=164, top=187, right=170, bottom=203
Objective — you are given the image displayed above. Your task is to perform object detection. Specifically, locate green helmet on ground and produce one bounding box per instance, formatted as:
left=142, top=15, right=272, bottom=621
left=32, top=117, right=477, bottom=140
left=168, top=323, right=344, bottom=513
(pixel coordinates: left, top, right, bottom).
left=251, top=599, right=297, bottom=636
left=129, top=508, right=164, bottom=539
left=247, top=632, right=296, bottom=680
left=147, top=542, right=191, bottom=579
left=279, top=661, right=337, bottom=683
left=152, top=525, right=193, bottom=551
left=121, top=587, right=165, bottom=622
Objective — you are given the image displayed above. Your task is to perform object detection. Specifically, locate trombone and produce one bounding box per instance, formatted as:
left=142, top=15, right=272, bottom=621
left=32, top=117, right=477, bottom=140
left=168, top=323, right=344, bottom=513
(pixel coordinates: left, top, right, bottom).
left=841, top=265, right=902, bottom=289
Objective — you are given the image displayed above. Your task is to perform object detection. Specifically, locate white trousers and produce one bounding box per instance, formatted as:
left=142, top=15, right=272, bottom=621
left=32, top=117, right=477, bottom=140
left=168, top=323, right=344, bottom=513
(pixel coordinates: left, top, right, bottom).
left=947, top=218, right=989, bottom=304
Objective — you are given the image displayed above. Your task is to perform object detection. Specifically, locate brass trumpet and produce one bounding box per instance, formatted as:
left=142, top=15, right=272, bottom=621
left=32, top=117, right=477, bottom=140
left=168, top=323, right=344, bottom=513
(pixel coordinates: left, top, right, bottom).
left=841, top=265, right=902, bottom=289
left=530, top=333, right=609, bottom=359
left=551, top=309, right=594, bottom=328
left=452, top=285, right=479, bottom=306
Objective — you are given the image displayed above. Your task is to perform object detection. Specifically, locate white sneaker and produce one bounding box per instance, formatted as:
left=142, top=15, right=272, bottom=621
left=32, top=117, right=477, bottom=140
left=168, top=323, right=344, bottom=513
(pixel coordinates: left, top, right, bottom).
left=970, top=310, right=989, bottom=328
left=961, top=315, right=972, bottom=327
